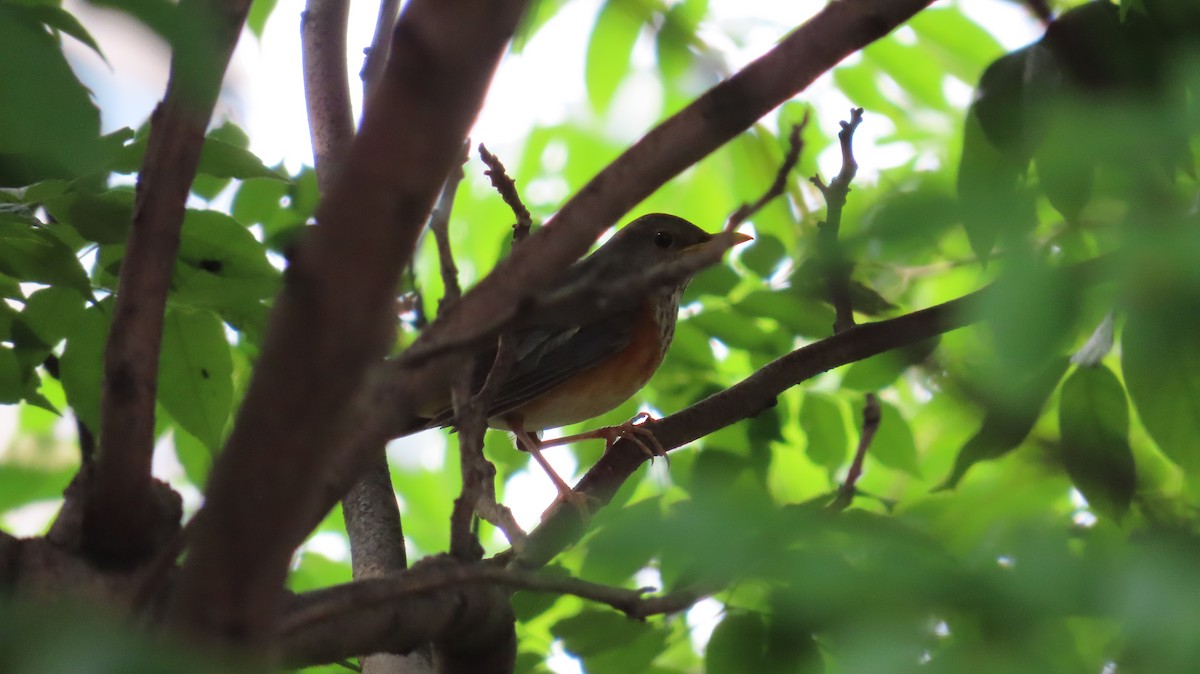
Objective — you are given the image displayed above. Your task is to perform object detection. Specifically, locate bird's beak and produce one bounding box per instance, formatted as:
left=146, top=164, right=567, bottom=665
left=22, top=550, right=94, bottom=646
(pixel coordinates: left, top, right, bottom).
left=724, top=230, right=753, bottom=246
left=685, top=229, right=753, bottom=253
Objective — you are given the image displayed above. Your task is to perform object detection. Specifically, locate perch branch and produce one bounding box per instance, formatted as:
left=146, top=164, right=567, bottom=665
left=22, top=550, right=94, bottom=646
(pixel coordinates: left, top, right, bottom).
left=509, top=256, right=1115, bottom=570
left=86, top=0, right=252, bottom=568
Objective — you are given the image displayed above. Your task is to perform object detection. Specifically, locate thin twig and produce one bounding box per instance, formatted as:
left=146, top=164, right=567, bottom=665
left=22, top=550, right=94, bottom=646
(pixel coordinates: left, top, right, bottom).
left=429, top=146, right=468, bottom=308
left=726, top=116, right=808, bottom=232
left=281, top=563, right=705, bottom=636
left=478, top=144, right=533, bottom=244
left=809, top=108, right=878, bottom=508
left=361, top=0, right=401, bottom=100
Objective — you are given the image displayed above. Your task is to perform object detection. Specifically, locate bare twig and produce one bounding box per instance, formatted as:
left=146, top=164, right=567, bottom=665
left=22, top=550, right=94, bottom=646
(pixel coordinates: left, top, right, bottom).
left=725, top=117, right=808, bottom=232
left=302, top=0, right=356, bottom=192
left=810, top=107, right=863, bottom=334
left=361, top=0, right=401, bottom=99
left=808, top=108, right=879, bottom=508
left=429, top=151, right=468, bottom=307
left=87, top=0, right=252, bottom=568
left=281, top=563, right=702, bottom=637
left=478, top=144, right=533, bottom=243
left=448, top=145, right=533, bottom=557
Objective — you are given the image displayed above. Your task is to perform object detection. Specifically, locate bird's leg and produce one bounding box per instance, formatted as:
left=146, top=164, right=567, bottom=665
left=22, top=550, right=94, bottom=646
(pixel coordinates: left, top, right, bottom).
left=536, top=412, right=668, bottom=464
left=507, top=416, right=594, bottom=518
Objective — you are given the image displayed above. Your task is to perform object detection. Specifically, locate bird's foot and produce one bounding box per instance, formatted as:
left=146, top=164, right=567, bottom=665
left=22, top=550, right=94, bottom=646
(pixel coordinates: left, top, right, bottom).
left=603, top=412, right=667, bottom=464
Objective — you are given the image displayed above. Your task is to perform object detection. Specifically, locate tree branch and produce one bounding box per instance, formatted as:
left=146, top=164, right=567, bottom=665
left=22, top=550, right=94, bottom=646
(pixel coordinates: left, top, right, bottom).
left=509, top=256, right=1115, bottom=570
left=361, top=0, right=401, bottom=100
left=302, top=0, right=355, bottom=192
left=278, top=561, right=705, bottom=666
left=85, top=0, right=251, bottom=568
left=168, top=0, right=529, bottom=648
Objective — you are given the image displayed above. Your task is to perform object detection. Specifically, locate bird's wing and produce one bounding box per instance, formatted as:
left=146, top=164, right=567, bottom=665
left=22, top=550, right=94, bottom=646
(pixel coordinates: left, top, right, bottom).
left=427, top=304, right=640, bottom=427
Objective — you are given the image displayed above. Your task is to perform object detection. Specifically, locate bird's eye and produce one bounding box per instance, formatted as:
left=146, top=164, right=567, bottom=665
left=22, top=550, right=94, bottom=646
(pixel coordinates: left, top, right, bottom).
left=653, top=230, right=674, bottom=248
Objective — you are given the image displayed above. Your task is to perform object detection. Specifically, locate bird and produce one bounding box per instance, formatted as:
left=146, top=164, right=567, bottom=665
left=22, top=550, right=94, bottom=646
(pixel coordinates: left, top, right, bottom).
left=417, top=213, right=752, bottom=508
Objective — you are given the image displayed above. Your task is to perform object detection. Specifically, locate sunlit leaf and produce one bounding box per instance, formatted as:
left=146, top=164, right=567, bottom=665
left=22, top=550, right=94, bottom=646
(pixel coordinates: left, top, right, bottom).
left=157, top=307, right=233, bottom=453
left=870, top=399, right=921, bottom=477
left=801, top=393, right=848, bottom=470
left=585, top=0, right=645, bottom=114
left=60, top=299, right=112, bottom=436
left=1122, top=312, right=1200, bottom=477
left=940, top=357, right=1069, bottom=489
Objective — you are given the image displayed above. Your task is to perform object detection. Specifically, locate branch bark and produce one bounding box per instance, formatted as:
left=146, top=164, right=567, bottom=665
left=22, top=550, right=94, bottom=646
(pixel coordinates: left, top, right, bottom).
left=302, top=0, right=355, bottom=191
left=168, top=0, right=529, bottom=649
left=85, top=0, right=252, bottom=568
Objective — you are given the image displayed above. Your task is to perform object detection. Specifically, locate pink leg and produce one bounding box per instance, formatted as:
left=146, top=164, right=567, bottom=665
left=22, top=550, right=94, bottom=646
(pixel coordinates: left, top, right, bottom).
left=536, top=412, right=667, bottom=462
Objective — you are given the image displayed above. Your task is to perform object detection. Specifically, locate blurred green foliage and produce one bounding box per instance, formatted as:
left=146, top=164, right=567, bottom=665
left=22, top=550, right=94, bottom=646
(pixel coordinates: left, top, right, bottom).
left=1, top=0, right=1200, bottom=672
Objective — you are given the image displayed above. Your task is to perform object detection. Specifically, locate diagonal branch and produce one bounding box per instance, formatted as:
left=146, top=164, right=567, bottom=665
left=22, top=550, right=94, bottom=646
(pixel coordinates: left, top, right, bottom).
left=509, top=256, right=1115, bottom=570
left=85, top=0, right=252, bottom=568
left=168, top=0, right=530, bottom=647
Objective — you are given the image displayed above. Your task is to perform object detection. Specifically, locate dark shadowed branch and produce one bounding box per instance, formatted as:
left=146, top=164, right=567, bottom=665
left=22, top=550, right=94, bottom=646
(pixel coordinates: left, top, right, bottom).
left=168, top=0, right=530, bottom=647
left=280, top=561, right=707, bottom=666
left=85, top=0, right=252, bottom=569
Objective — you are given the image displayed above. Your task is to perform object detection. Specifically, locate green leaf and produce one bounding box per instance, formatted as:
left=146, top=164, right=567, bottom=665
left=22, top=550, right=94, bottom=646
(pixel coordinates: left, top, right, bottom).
left=192, top=125, right=282, bottom=200
left=0, top=345, right=23, bottom=403
left=1122, top=314, right=1200, bottom=477
left=871, top=400, right=921, bottom=477
left=940, top=357, right=1069, bottom=489
left=957, top=106, right=1035, bottom=263
left=841, top=338, right=938, bottom=391
left=741, top=234, right=787, bottom=279
left=171, top=424, right=211, bottom=488
left=173, top=209, right=281, bottom=315
left=43, top=188, right=135, bottom=245
left=60, top=299, right=112, bottom=435
left=1058, top=365, right=1135, bottom=518
left=246, top=0, right=278, bottom=39
left=0, top=463, right=77, bottom=513
left=706, top=612, right=768, bottom=674
left=157, top=307, right=233, bottom=453
left=733, top=290, right=834, bottom=339
left=800, top=393, right=848, bottom=470
left=0, top=6, right=104, bottom=185
left=231, top=177, right=289, bottom=228
left=14, top=286, right=85, bottom=350
left=0, top=219, right=92, bottom=296
left=585, top=0, right=645, bottom=114
left=552, top=609, right=666, bottom=674
left=17, top=3, right=107, bottom=62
